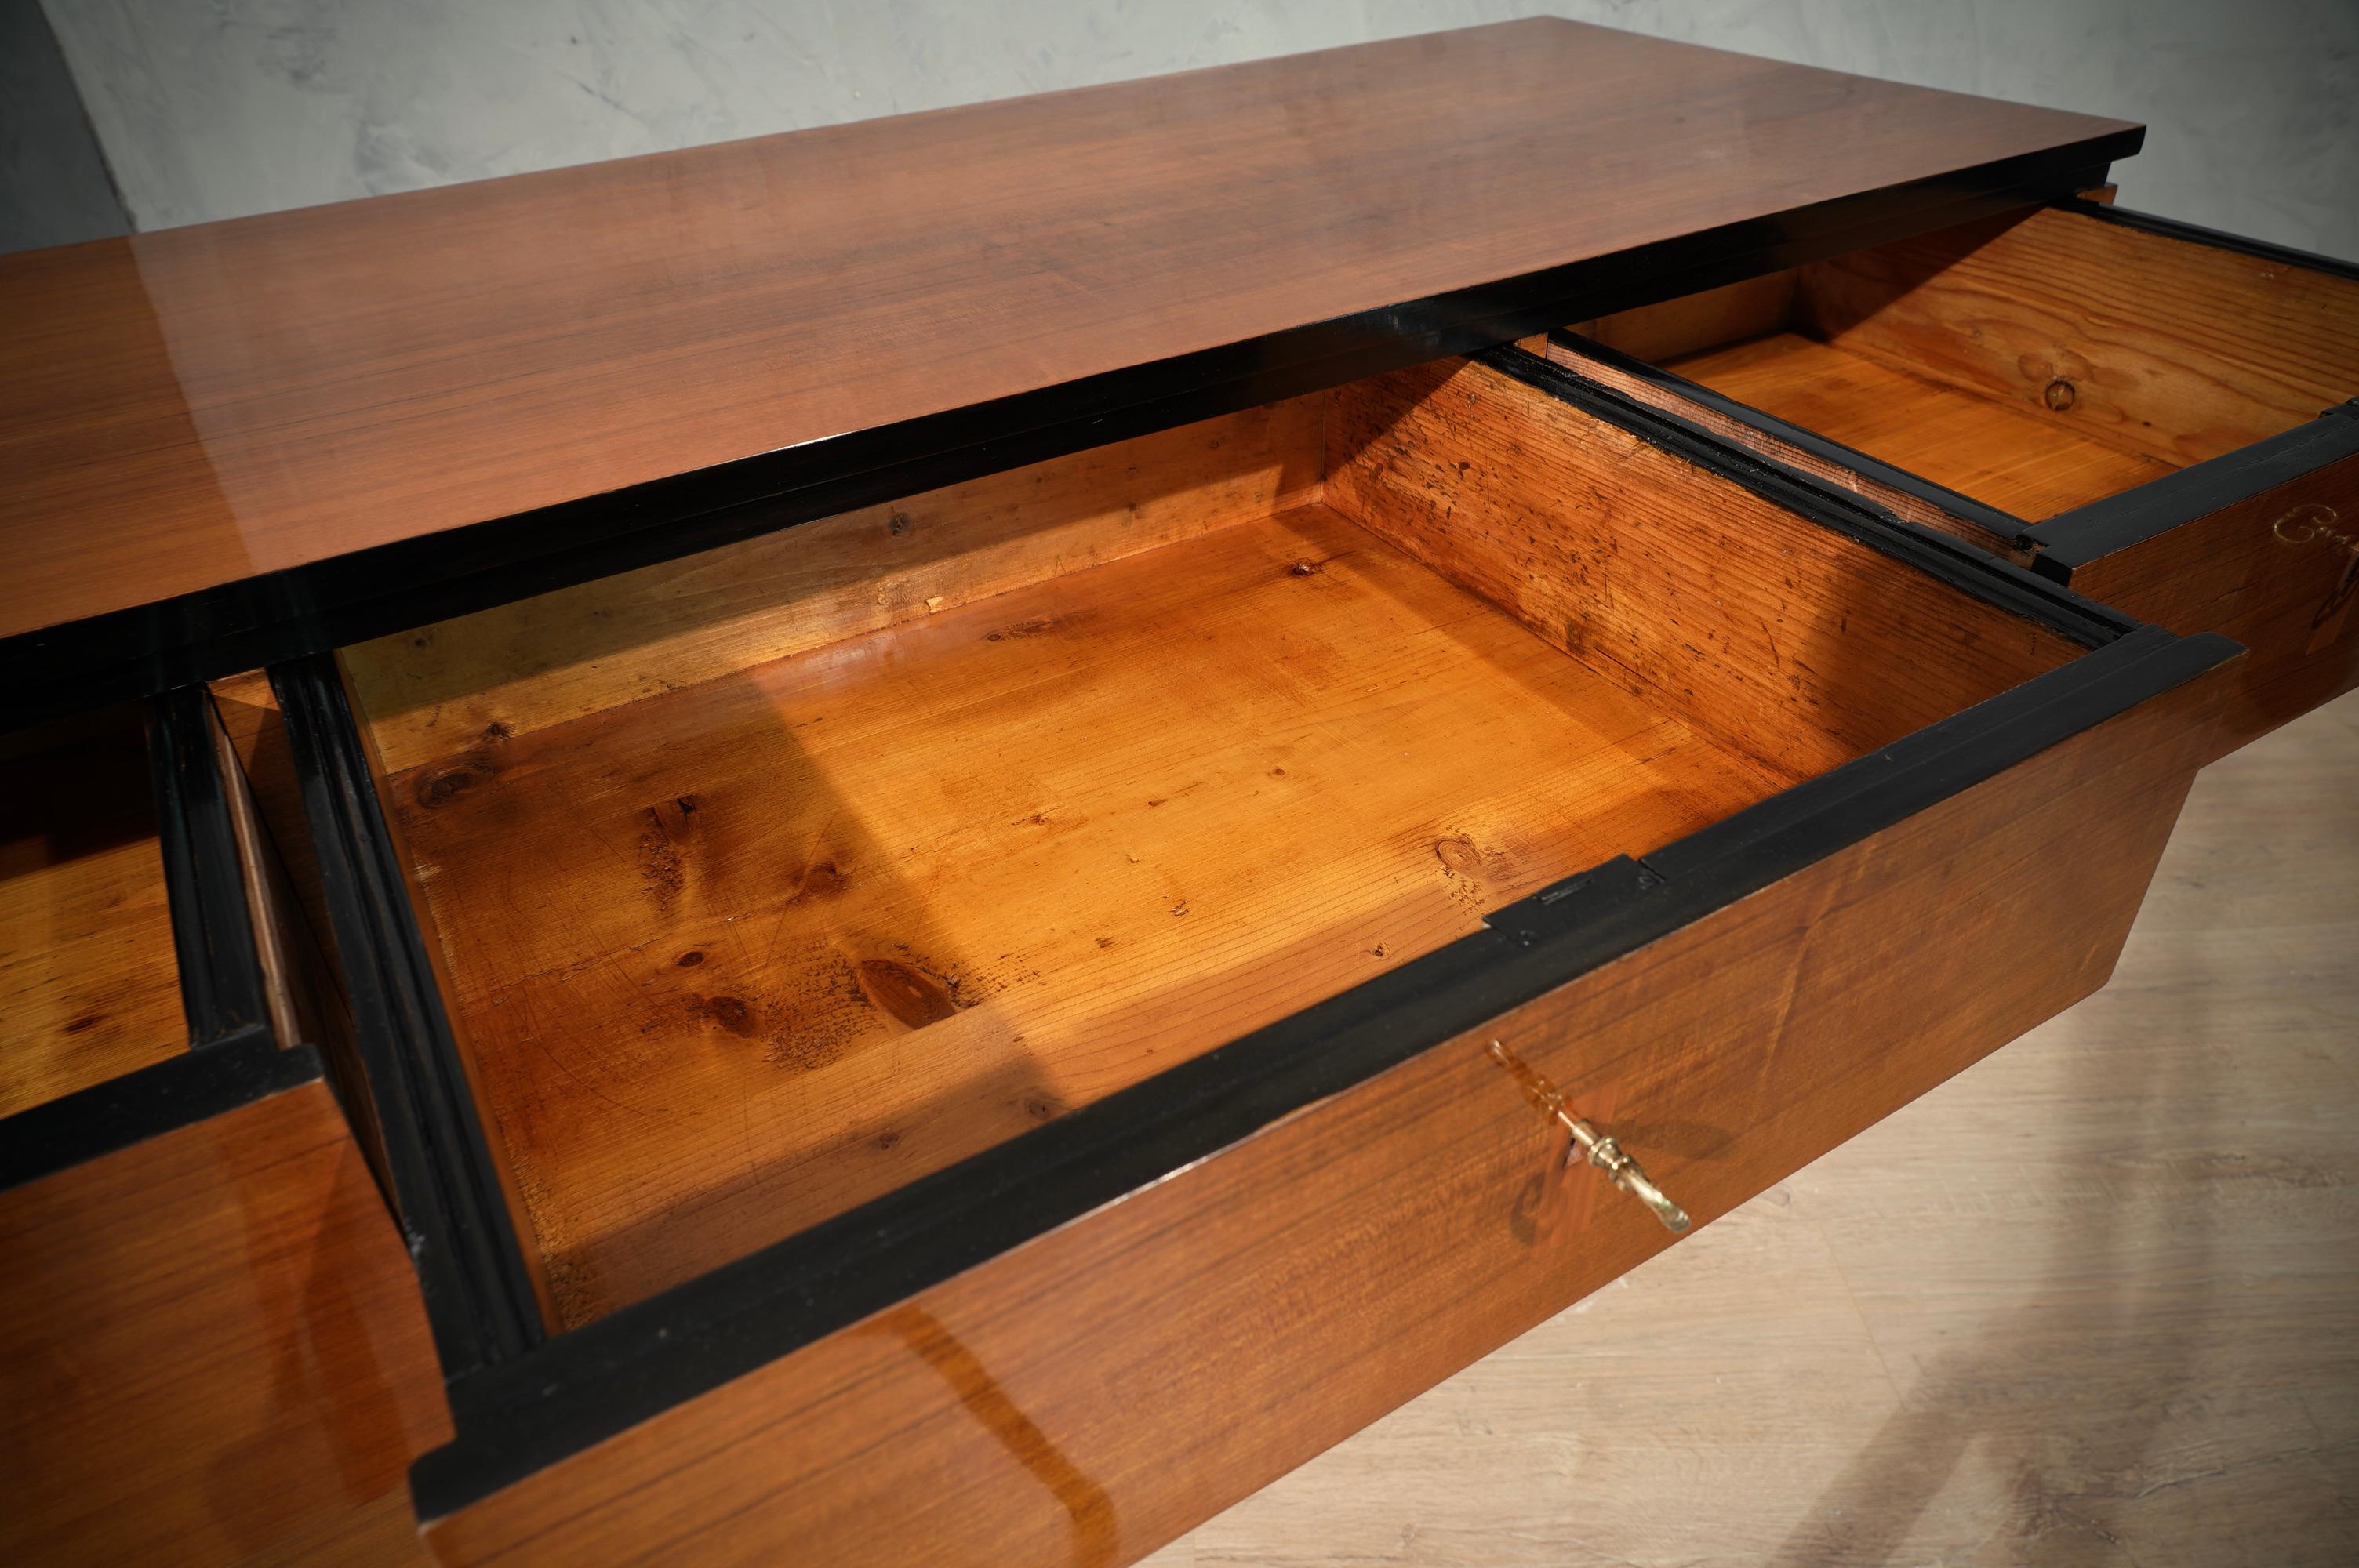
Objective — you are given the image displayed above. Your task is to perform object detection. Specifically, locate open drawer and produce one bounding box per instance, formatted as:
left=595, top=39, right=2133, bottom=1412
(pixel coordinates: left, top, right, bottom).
left=0, top=689, right=443, bottom=1563
left=1534, top=198, right=2359, bottom=757
left=271, top=345, right=2234, bottom=1564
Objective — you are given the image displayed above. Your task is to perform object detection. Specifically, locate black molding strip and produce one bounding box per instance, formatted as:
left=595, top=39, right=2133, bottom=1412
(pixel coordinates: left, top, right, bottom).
left=147, top=684, right=271, bottom=1047
left=2027, top=405, right=2359, bottom=576
left=2057, top=196, right=2359, bottom=282
left=409, top=619, right=2232, bottom=1518
left=270, top=653, right=546, bottom=1380
left=1470, top=344, right=2140, bottom=648
left=1539, top=328, right=2037, bottom=547
left=0, top=1033, right=318, bottom=1190
left=0, top=138, right=2131, bottom=732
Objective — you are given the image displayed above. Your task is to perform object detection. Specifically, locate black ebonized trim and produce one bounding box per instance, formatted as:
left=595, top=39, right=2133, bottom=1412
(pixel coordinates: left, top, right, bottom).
left=2057, top=197, right=2359, bottom=283
left=1470, top=344, right=2139, bottom=647
left=1539, top=329, right=2037, bottom=546
left=2027, top=406, right=2359, bottom=577
left=377, top=328, right=2210, bottom=1517
left=409, top=619, right=2232, bottom=1519
left=148, top=684, right=271, bottom=1047
left=269, top=653, right=545, bottom=1379
left=0, top=139, right=2130, bottom=731
left=0, top=1032, right=318, bottom=1190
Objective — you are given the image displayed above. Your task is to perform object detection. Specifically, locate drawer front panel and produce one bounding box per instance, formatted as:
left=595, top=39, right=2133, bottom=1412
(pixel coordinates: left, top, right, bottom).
left=420, top=633, right=2219, bottom=1565
left=2055, top=441, right=2359, bottom=758
left=0, top=1073, right=447, bottom=1566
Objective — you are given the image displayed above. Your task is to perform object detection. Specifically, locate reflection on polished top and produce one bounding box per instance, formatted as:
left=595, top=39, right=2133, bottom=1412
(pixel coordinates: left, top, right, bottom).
left=0, top=17, right=2135, bottom=644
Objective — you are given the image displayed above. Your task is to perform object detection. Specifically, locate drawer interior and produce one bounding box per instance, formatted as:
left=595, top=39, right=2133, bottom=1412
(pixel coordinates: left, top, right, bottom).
left=1570, top=205, right=2359, bottom=521
left=340, top=352, right=2085, bottom=1331
left=0, top=706, right=184, bottom=1117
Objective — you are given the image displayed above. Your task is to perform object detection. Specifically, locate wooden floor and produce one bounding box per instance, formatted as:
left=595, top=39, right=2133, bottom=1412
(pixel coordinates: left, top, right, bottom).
left=1143, top=688, right=2359, bottom=1567
left=1667, top=332, right=2181, bottom=521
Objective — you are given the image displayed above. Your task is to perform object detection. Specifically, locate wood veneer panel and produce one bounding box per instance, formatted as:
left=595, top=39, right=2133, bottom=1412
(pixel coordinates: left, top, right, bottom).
left=1796, top=205, right=2359, bottom=470
left=0, top=710, right=183, bottom=1116
left=1321, top=356, right=2078, bottom=782
left=0, top=20, right=2135, bottom=644
left=420, top=614, right=2223, bottom=1568
left=0, top=1079, right=448, bottom=1565
left=346, top=396, right=1325, bottom=775
left=1665, top=332, right=2179, bottom=520
left=379, top=506, right=1787, bottom=1328
left=2063, top=448, right=2359, bottom=758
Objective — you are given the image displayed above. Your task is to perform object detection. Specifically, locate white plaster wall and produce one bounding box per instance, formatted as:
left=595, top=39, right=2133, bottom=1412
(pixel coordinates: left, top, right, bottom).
left=38, top=0, right=2359, bottom=260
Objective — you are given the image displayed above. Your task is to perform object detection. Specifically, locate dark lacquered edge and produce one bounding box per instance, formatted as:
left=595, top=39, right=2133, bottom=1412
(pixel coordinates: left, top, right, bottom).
left=2027, top=404, right=2359, bottom=576
left=268, top=653, right=546, bottom=1379
left=1473, top=345, right=2135, bottom=645
left=2056, top=196, right=2359, bottom=282
left=0, top=1036, right=322, bottom=1190
left=362, top=337, right=2224, bottom=1517
left=0, top=137, right=2132, bottom=731
left=149, top=684, right=271, bottom=1047
left=1540, top=328, right=2038, bottom=546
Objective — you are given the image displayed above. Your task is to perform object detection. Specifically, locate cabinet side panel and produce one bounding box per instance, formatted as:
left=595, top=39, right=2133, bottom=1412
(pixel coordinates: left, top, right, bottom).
left=0, top=1081, right=448, bottom=1565
left=423, top=668, right=2219, bottom=1566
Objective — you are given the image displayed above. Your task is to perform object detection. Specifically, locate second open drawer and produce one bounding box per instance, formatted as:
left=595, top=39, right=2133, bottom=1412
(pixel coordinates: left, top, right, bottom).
left=1537, top=198, right=2359, bottom=757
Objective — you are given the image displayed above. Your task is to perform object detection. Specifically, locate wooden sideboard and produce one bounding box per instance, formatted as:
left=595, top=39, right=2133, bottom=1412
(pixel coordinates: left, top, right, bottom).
left=2, top=19, right=2349, bottom=1566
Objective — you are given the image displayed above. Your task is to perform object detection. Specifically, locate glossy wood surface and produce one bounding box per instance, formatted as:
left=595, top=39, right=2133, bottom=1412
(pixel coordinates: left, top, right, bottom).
left=1666, top=331, right=2179, bottom=519
left=0, top=1077, right=448, bottom=1565
left=0, top=19, right=2135, bottom=644
left=377, top=503, right=1788, bottom=1328
left=420, top=615, right=2223, bottom=1567
left=0, top=707, right=183, bottom=1117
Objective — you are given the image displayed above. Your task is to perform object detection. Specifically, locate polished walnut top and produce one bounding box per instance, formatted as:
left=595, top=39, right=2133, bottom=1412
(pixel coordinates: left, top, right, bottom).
left=0, top=18, right=2135, bottom=659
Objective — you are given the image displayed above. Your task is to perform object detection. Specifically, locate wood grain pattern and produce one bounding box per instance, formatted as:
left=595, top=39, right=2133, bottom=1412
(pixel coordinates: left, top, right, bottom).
left=1147, top=689, right=2358, bottom=1568
left=1535, top=336, right=2024, bottom=554
left=0, top=19, right=2135, bottom=642
left=420, top=607, right=2223, bottom=1568
left=1321, top=358, right=2076, bottom=782
left=2063, top=447, right=2359, bottom=758
left=0, top=706, right=184, bottom=1117
left=346, top=397, right=1325, bottom=775
left=376, top=505, right=1789, bottom=1327
left=1663, top=331, right=2179, bottom=521
left=1796, top=205, right=2359, bottom=471
left=0, top=1077, right=448, bottom=1565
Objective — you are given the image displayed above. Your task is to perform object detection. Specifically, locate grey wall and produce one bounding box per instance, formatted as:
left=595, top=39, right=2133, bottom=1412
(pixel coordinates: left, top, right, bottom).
left=29, top=0, right=2359, bottom=260
left=2, top=0, right=126, bottom=252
